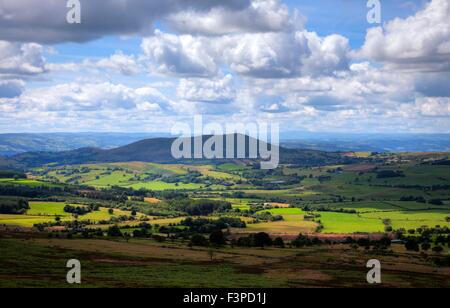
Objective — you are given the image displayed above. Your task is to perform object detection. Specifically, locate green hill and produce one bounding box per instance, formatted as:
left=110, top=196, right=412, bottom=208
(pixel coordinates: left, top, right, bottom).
left=2, top=135, right=361, bottom=169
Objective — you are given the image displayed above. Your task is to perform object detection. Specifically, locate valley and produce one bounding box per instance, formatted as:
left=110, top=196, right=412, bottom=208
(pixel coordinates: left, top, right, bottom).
left=0, top=138, right=449, bottom=287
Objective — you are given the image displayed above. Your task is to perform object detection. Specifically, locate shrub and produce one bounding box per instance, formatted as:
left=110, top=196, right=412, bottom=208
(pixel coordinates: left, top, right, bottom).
left=432, top=246, right=444, bottom=254
left=190, top=234, right=209, bottom=247
left=107, top=226, right=122, bottom=237
left=273, top=237, right=285, bottom=248
left=405, top=238, right=420, bottom=252
left=421, top=242, right=431, bottom=251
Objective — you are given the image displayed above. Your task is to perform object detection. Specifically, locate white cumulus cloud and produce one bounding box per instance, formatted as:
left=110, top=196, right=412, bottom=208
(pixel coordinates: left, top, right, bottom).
left=359, top=0, right=450, bottom=71
left=177, top=74, right=236, bottom=104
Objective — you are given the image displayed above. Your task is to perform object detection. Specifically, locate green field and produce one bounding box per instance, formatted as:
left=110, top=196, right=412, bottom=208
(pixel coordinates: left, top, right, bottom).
left=36, top=162, right=240, bottom=191
left=254, top=208, right=385, bottom=234
left=245, top=220, right=318, bottom=234
left=216, top=163, right=249, bottom=172
left=127, top=181, right=205, bottom=190
left=360, top=210, right=450, bottom=230
left=9, top=155, right=450, bottom=235
left=317, top=212, right=385, bottom=234
left=0, top=202, right=143, bottom=227
left=0, top=178, right=60, bottom=188
left=251, top=206, right=450, bottom=234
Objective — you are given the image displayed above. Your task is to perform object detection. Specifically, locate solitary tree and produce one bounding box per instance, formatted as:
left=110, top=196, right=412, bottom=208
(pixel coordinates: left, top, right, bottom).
left=209, top=230, right=226, bottom=247
left=253, top=232, right=273, bottom=249
left=208, top=249, right=215, bottom=262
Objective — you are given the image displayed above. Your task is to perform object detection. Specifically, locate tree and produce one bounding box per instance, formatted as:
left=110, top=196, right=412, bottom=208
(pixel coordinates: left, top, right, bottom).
left=405, top=238, right=420, bottom=252
left=253, top=232, right=272, bottom=248
left=190, top=234, right=209, bottom=247
left=108, top=208, right=114, bottom=215
left=208, top=249, right=215, bottom=262
left=124, top=233, right=131, bottom=243
left=107, top=225, right=122, bottom=237
left=131, top=210, right=137, bottom=216
left=209, top=230, right=226, bottom=246
left=421, top=242, right=431, bottom=251
left=379, top=236, right=392, bottom=248
left=273, top=237, right=285, bottom=248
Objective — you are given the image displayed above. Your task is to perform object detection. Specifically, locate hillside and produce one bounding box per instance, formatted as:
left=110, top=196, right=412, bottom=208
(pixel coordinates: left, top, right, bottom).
left=3, top=135, right=361, bottom=169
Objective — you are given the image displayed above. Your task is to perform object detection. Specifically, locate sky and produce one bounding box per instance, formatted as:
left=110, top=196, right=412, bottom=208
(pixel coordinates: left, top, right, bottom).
left=0, top=0, right=450, bottom=134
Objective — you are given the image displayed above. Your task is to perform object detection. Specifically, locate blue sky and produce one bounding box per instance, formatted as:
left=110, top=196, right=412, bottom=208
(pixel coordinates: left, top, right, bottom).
left=1, top=0, right=449, bottom=134
left=291, top=0, right=425, bottom=46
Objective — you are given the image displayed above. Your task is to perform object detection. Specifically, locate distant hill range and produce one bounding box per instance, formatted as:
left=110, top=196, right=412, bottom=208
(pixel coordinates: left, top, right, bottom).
left=0, top=135, right=360, bottom=170
left=1, top=132, right=449, bottom=157
left=280, top=133, right=450, bottom=153
left=0, top=133, right=169, bottom=157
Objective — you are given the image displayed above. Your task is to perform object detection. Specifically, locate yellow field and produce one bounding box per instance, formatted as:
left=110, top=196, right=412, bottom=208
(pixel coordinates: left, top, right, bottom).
left=238, top=221, right=318, bottom=234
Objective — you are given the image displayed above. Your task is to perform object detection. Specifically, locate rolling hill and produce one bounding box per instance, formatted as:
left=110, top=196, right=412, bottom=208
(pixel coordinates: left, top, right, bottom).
left=1, top=135, right=361, bottom=170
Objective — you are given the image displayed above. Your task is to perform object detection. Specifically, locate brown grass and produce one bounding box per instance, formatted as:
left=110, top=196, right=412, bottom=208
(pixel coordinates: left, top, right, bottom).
left=144, top=197, right=161, bottom=204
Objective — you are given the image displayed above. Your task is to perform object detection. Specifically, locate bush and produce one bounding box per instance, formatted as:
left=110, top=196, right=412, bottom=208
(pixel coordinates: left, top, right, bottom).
left=152, top=234, right=166, bottom=243
left=133, top=228, right=151, bottom=238
left=432, top=246, right=444, bottom=254
left=107, top=226, right=122, bottom=237
left=236, top=232, right=273, bottom=248
left=190, top=234, right=209, bottom=247
left=253, top=232, right=273, bottom=248
left=291, top=235, right=312, bottom=248
left=405, top=238, right=420, bottom=252
left=357, top=238, right=371, bottom=248
left=273, top=237, right=285, bottom=248
left=421, top=242, right=431, bottom=251
left=64, top=204, right=91, bottom=216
